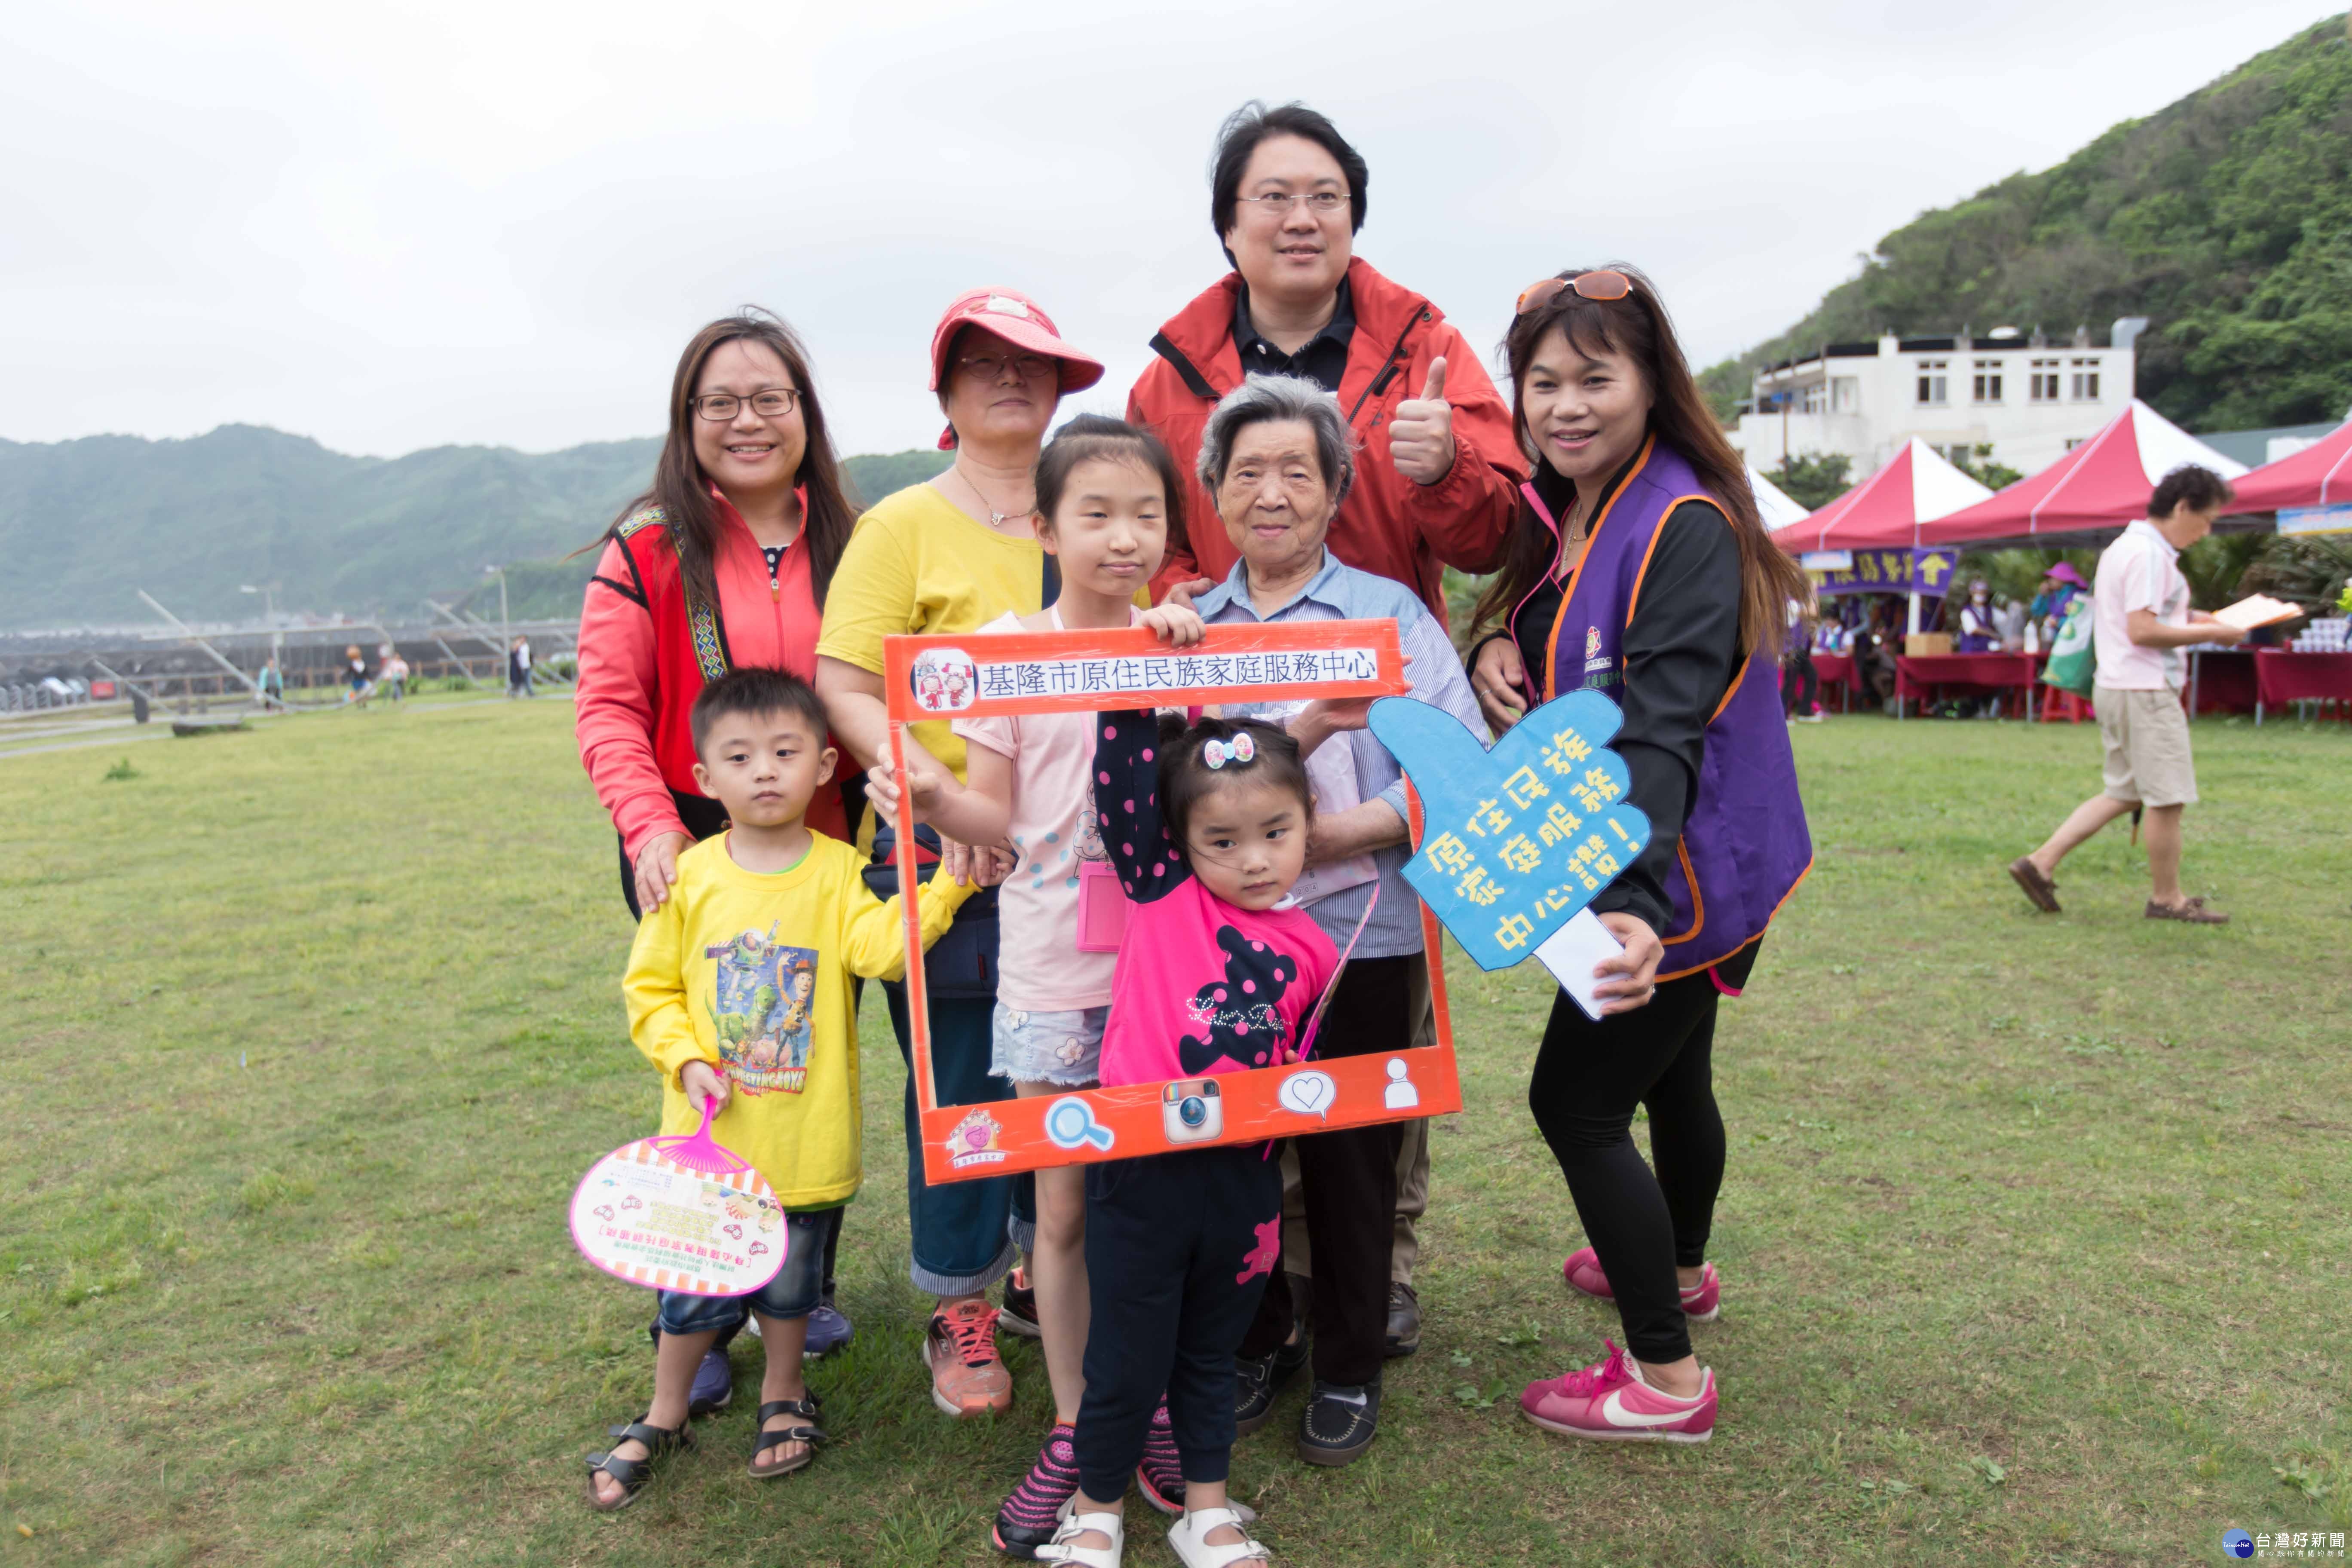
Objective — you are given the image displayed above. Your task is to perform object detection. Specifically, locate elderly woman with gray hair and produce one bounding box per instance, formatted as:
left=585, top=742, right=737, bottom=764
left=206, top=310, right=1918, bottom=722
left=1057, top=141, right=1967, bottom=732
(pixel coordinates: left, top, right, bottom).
left=1185, top=373, right=1485, bottom=1466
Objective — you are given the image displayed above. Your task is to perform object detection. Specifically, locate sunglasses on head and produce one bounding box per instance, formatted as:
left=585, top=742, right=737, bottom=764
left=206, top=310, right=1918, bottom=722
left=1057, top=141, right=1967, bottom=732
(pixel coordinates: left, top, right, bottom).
left=1515, top=270, right=1634, bottom=315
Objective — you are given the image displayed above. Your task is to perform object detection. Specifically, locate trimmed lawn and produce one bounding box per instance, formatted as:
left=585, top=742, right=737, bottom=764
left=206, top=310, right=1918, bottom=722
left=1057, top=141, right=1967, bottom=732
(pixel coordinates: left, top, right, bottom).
left=0, top=699, right=2345, bottom=1565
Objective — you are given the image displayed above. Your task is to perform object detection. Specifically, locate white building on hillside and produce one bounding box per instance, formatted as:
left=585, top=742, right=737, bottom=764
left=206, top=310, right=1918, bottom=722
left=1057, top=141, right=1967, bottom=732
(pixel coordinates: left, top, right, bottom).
left=1727, top=320, right=2144, bottom=479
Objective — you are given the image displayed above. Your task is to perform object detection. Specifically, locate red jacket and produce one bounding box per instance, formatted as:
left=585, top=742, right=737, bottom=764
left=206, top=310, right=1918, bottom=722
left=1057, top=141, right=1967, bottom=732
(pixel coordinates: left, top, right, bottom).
left=1126, top=256, right=1524, bottom=627
left=575, top=488, right=845, bottom=861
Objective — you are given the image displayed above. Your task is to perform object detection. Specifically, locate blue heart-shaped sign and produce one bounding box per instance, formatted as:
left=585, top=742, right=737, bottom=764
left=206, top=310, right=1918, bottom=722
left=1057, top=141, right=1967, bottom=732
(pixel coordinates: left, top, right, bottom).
left=1367, top=690, right=1651, bottom=971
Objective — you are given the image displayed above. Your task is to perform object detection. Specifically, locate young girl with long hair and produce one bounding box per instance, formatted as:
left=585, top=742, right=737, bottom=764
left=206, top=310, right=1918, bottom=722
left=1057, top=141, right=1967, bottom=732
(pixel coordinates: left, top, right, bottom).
left=1464, top=265, right=1813, bottom=1445
left=861, top=416, right=1212, bottom=1553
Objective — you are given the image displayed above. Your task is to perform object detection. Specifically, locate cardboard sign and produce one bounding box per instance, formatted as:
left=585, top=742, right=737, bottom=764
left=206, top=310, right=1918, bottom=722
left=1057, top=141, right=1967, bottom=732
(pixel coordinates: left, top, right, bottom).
left=883, top=620, right=1459, bottom=1182
left=1366, top=690, right=1651, bottom=972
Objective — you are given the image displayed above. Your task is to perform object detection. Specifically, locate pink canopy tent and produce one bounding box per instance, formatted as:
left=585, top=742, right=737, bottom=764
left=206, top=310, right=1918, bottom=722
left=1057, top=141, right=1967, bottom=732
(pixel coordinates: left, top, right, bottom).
left=1916, top=400, right=2248, bottom=548
left=1766, top=438, right=1992, bottom=554
left=2225, top=418, right=2352, bottom=518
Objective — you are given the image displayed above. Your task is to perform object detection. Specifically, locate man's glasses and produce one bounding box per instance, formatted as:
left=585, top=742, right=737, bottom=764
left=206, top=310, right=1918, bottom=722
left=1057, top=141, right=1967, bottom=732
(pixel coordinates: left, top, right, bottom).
left=1515, top=270, right=1635, bottom=315
left=956, top=352, right=1057, bottom=382
left=693, top=389, right=800, bottom=422
left=1236, top=190, right=1350, bottom=216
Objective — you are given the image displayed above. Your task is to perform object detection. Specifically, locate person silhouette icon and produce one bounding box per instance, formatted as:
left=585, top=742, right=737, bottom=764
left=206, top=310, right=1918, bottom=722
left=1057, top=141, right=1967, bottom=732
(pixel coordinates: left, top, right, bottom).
left=1382, top=1056, right=1419, bottom=1111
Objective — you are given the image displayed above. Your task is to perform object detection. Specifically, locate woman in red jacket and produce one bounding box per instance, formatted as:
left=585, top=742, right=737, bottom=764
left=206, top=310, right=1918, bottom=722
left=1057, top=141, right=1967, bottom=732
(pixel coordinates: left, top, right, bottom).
left=577, top=309, right=860, bottom=916
left=574, top=309, right=863, bottom=1408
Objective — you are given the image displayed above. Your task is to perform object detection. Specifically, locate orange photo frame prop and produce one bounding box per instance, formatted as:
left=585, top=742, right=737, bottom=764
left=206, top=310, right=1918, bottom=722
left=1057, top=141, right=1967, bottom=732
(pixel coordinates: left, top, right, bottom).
left=882, top=619, right=1462, bottom=1182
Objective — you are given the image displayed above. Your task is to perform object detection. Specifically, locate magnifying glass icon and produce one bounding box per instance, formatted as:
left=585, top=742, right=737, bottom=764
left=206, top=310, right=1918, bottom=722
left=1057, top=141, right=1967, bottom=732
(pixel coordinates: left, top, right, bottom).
left=1044, top=1096, right=1116, bottom=1153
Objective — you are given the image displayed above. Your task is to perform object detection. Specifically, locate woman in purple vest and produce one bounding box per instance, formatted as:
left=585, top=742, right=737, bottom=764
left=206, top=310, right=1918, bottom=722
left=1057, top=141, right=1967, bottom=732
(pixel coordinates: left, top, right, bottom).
left=1464, top=266, right=1813, bottom=1444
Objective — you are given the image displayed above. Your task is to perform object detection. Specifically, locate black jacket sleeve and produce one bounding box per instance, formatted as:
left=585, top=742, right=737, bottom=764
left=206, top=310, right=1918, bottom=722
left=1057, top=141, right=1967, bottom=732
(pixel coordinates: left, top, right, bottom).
left=1590, top=502, right=1745, bottom=934
left=1093, top=708, right=1192, bottom=906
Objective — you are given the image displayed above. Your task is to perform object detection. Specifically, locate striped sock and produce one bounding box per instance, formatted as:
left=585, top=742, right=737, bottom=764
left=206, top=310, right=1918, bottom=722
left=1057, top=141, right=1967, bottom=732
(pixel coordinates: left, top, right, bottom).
left=998, top=1424, right=1080, bottom=1535
left=1138, top=1400, right=1187, bottom=1511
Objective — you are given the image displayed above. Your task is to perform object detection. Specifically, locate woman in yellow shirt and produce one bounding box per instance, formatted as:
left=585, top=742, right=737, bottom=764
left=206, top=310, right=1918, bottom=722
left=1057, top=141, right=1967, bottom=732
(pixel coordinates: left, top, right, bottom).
left=815, top=285, right=1104, bottom=1421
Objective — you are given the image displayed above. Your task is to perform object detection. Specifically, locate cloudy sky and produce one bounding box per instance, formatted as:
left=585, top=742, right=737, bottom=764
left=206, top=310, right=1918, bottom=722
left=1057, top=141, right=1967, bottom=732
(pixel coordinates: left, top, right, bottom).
left=3, top=0, right=2327, bottom=460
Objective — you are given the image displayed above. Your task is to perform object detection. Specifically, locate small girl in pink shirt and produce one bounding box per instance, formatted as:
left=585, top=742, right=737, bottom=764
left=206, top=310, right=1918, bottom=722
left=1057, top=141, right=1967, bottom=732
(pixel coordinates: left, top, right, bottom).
left=1036, top=707, right=1339, bottom=1568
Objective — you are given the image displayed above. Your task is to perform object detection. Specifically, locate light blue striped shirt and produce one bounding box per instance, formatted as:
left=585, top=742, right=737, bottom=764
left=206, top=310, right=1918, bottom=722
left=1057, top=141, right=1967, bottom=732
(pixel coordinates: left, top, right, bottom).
left=1193, top=551, right=1489, bottom=959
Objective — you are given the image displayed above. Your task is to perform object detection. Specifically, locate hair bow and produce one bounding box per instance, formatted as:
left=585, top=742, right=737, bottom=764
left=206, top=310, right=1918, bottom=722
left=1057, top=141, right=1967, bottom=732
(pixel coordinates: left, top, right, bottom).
left=1202, top=732, right=1256, bottom=770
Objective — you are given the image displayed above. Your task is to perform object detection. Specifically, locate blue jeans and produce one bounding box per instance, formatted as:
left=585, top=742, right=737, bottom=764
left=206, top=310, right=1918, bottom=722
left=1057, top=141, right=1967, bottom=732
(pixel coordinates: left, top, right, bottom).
left=883, top=983, right=1031, bottom=1295
left=656, top=1207, right=841, bottom=1337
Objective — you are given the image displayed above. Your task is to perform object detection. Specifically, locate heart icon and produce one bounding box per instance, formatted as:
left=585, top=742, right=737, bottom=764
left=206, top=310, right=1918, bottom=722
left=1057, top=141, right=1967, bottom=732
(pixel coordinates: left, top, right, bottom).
left=1368, top=691, right=1650, bottom=972
left=749, top=1241, right=769, bottom=1255
left=723, top=1224, right=742, bottom=1239
left=620, top=1195, right=643, bottom=1210
left=594, top=1205, right=615, bottom=1221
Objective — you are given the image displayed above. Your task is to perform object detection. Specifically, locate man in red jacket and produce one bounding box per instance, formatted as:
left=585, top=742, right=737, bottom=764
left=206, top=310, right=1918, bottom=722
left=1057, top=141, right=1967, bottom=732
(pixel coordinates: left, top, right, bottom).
left=1129, top=100, right=1524, bottom=631
left=1127, top=98, right=1521, bottom=1438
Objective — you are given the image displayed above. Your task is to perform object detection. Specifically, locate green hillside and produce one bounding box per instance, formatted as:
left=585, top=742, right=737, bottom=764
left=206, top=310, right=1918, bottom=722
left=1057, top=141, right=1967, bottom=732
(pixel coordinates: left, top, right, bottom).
left=1703, top=15, right=2352, bottom=430
left=0, top=428, right=948, bottom=630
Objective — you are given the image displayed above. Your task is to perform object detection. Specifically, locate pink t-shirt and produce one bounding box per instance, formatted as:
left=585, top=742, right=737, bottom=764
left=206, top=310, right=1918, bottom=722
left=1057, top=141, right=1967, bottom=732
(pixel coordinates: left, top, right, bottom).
left=2093, top=520, right=2191, bottom=691
left=1090, top=708, right=1338, bottom=1089
left=952, top=612, right=1123, bottom=1012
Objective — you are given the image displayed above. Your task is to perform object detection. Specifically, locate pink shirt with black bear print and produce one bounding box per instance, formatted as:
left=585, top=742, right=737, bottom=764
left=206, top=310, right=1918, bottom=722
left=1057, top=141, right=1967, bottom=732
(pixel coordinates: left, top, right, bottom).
left=1092, top=709, right=1338, bottom=1090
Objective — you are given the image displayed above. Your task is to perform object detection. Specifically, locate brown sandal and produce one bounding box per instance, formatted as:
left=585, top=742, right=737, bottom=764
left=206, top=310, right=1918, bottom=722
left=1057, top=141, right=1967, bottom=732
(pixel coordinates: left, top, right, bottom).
left=747, top=1396, right=824, bottom=1479
left=2007, top=857, right=2061, bottom=914
left=2146, top=897, right=2229, bottom=924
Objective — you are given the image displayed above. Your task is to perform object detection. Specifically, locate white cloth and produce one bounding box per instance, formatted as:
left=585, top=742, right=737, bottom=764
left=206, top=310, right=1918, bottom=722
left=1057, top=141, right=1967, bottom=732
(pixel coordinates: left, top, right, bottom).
left=2093, top=521, right=2190, bottom=692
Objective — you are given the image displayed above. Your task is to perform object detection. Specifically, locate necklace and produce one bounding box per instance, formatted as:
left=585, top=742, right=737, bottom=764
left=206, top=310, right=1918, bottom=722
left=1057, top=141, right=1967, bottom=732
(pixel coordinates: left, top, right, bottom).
left=954, top=464, right=1035, bottom=532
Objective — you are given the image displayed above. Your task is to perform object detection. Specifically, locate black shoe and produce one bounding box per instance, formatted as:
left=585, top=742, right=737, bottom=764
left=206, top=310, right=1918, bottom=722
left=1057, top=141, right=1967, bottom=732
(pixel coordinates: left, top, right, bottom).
left=1384, top=1281, right=1421, bottom=1359
left=998, top=1266, right=1041, bottom=1339
left=1298, top=1378, right=1380, bottom=1466
left=1234, top=1335, right=1310, bottom=1436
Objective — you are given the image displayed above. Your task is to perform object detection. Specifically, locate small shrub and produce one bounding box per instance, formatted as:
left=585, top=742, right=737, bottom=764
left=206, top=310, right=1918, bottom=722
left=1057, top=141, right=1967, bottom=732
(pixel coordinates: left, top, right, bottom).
left=102, top=758, right=139, bottom=783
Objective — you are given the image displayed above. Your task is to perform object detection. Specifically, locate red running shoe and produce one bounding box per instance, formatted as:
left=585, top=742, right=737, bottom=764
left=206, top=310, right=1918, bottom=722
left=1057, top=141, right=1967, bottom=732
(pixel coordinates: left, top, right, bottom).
left=1560, top=1249, right=1721, bottom=1322
left=1521, top=1340, right=1716, bottom=1444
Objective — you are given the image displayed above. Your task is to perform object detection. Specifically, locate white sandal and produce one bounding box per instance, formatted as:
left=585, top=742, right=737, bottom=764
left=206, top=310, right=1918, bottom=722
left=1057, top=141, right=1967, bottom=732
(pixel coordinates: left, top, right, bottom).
left=1034, top=1505, right=1124, bottom=1568
left=1167, top=1506, right=1270, bottom=1568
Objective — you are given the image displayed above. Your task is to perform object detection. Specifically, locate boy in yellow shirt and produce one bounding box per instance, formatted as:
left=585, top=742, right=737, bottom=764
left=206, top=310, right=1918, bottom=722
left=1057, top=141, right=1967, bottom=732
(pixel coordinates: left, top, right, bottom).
left=587, top=668, right=971, bottom=1510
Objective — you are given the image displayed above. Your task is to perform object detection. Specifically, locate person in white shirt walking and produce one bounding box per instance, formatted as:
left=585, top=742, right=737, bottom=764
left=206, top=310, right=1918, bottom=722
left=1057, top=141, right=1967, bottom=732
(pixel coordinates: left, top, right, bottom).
left=2008, top=466, right=2244, bottom=923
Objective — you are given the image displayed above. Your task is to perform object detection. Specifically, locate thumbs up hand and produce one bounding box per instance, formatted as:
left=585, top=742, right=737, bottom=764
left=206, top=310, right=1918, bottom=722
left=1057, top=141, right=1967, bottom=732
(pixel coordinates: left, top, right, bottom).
left=1388, top=355, right=1456, bottom=486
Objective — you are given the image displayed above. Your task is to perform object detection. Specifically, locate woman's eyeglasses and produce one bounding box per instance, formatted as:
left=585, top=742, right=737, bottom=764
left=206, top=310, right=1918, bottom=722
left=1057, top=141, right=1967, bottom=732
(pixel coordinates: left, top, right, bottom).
left=693, top=389, right=800, bottom=421
left=1515, top=270, right=1635, bottom=315
left=956, top=352, right=1057, bottom=383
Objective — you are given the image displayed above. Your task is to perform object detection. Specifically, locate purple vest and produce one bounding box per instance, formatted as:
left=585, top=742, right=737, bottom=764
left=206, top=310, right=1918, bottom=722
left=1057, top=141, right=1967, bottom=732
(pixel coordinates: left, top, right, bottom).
left=1526, top=438, right=1812, bottom=977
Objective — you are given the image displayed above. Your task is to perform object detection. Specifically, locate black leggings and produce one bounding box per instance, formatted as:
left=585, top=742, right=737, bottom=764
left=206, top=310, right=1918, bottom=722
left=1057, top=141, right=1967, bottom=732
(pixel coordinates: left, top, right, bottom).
left=1781, top=653, right=1819, bottom=716
left=1073, top=1145, right=1282, bottom=1501
left=1527, top=967, right=1725, bottom=1365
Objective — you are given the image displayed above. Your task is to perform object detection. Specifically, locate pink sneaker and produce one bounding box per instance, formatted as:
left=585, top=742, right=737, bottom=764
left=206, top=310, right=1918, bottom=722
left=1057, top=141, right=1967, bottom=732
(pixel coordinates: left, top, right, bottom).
left=1521, top=1341, right=1716, bottom=1444
left=1560, top=1249, right=1721, bottom=1322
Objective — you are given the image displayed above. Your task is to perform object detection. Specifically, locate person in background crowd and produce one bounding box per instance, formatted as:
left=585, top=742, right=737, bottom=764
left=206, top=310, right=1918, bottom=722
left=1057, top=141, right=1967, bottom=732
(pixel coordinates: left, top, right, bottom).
left=1128, top=98, right=1523, bottom=1362
left=1465, top=264, right=1814, bottom=1445
left=2007, top=466, right=2246, bottom=925
left=2030, top=562, right=2088, bottom=640
left=816, top=285, right=1108, bottom=1424
left=342, top=645, right=372, bottom=706
left=1182, top=373, right=1485, bottom=1467
left=1781, top=596, right=1822, bottom=723
left=576, top=308, right=867, bottom=1418
left=508, top=636, right=536, bottom=698
left=380, top=651, right=410, bottom=702
left=1955, top=580, right=2003, bottom=652
left=257, top=655, right=286, bottom=711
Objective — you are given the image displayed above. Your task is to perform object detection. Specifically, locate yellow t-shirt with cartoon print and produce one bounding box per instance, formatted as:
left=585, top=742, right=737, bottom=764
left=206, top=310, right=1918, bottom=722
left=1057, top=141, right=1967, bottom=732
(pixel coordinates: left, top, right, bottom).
left=624, top=830, right=972, bottom=1207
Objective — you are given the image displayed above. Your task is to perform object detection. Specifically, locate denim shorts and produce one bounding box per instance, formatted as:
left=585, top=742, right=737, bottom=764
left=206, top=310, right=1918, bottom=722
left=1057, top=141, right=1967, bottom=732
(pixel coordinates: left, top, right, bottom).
left=990, top=1004, right=1108, bottom=1087
left=655, top=1206, right=840, bottom=1336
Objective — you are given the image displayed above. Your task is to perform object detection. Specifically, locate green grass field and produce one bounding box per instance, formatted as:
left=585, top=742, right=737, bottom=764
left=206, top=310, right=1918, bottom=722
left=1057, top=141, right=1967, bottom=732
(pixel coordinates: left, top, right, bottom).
left=0, top=698, right=2346, bottom=1566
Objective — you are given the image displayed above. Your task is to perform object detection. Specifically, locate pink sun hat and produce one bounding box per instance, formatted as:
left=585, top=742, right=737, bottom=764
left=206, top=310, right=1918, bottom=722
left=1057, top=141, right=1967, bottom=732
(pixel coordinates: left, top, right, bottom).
left=929, top=285, right=1105, bottom=450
